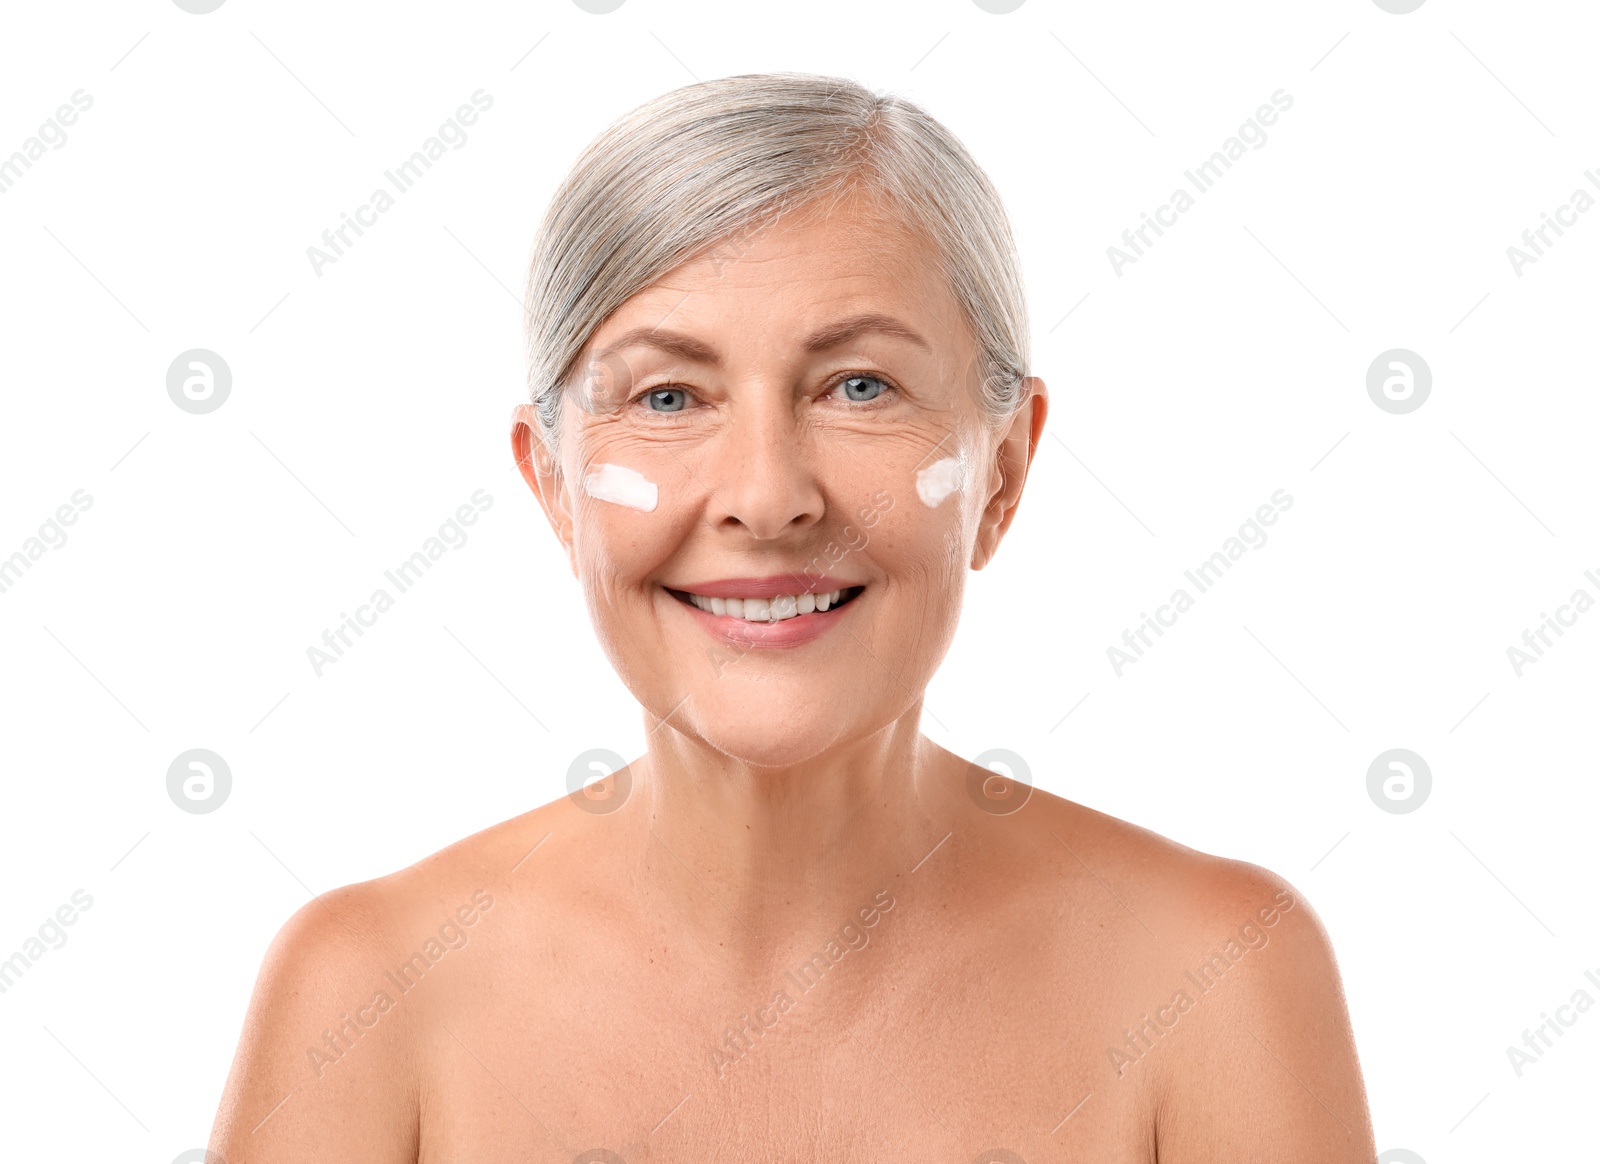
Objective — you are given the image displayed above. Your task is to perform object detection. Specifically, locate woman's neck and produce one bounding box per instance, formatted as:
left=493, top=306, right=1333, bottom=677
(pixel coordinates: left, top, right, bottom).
left=621, top=707, right=962, bottom=964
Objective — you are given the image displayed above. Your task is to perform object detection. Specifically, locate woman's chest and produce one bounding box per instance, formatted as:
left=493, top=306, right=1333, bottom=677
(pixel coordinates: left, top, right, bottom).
left=415, top=940, right=1164, bottom=1163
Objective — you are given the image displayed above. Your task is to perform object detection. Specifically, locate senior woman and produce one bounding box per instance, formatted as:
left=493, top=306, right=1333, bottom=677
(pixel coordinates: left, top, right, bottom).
left=211, top=73, right=1374, bottom=1162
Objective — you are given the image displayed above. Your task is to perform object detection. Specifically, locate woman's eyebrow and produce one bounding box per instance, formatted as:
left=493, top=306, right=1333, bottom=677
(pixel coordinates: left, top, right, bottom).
left=594, top=312, right=932, bottom=366
left=595, top=326, right=718, bottom=365
left=802, top=312, right=932, bottom=354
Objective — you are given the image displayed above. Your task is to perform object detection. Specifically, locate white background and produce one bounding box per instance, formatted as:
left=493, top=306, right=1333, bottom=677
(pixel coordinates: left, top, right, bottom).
left=1, top=0, right=1596, bottom=1159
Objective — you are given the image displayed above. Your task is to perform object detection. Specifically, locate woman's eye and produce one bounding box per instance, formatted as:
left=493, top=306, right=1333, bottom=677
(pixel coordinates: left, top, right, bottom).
left=836, top=375, right=888, bottom=403
left=642, top=387, right=689, bottom=413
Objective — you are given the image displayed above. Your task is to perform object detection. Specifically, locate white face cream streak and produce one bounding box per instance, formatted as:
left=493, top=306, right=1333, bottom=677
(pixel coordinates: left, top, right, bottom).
left=916, top=452, right=966, bottom=508
left=584, top=463, right=658, bottom=512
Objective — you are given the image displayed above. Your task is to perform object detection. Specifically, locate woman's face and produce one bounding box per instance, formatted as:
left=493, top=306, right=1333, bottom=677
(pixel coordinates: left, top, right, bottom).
left=514, top=192, right=1043, bottom=767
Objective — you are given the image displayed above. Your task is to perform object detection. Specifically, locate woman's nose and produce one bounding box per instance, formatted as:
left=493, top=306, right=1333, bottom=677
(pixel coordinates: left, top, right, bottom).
left=701, top=395, right=825, bottom=540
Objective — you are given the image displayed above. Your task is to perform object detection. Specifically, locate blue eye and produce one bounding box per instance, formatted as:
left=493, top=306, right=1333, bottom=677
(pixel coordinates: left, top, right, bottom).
left=644, top=388, right=688, bottom=412
left=838, top=375, right=887, bottom=402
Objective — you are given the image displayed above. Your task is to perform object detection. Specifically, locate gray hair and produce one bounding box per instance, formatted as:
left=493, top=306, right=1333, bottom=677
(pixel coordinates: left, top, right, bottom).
left=522, top=71, right=1031, bottom=458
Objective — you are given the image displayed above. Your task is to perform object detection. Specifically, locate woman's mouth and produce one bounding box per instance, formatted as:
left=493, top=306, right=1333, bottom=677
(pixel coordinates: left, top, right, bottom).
left=666, top=585, right=866, bottom=624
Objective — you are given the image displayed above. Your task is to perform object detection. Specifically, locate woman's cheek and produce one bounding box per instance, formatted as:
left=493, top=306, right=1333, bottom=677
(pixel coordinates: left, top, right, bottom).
left=582, top=461, right=659, bottom=512
left=855, top=486, right=893, bottom=528
left=848, top=445, right=967, bottom=537
left=569, top=460, right=683, bottom=584
left=913, top=448, right=969, bottom=509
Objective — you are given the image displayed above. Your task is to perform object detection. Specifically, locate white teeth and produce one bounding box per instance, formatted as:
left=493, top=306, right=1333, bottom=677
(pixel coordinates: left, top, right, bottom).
left=683, top=588, right=850, bottom=623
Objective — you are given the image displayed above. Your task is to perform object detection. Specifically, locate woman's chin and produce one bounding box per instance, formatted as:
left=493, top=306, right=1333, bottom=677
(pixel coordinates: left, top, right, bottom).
left=685, top=717, right=856, bottom=770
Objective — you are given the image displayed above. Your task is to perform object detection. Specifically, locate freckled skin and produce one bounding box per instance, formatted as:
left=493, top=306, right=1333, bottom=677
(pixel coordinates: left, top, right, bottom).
left=209, top=193, right=1375, bottom=1163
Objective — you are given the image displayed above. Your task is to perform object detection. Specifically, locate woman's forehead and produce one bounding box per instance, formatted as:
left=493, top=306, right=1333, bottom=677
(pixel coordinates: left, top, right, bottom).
left=601, top=207, right=966, bottom=348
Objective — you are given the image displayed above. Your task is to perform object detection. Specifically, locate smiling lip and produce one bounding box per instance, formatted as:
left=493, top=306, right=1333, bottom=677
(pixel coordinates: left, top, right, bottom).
left=664, top=576, right=865, bottom=649
left=669, top=574, right=860, bottom=599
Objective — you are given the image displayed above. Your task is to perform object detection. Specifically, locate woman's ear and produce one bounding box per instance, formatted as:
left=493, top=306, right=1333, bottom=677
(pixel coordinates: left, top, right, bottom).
left=510, top=404, right=578, bottom=577
left=971, top=377, right=1048, bottom=571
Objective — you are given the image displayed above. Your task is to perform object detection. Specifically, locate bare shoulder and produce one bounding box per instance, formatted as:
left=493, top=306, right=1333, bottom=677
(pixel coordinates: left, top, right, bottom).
left=208, top=873, right=420, bottom=1161
left=208, top=801, right=565, bottom=1162
left=1026, top=788, right=1325, bottom=945
left=1025, top=790, right=1375, bottom=1159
